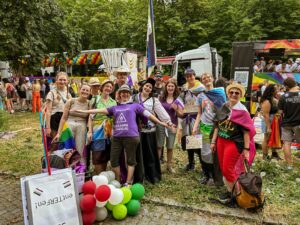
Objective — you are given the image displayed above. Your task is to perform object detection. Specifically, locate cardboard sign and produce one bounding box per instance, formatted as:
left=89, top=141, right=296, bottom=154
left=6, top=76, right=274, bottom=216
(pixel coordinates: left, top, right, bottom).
left=186, top=135, right=202, bottom=149
left=21, top=168, right=82, bottom=225
left=183, top=104, right=198, bottom=114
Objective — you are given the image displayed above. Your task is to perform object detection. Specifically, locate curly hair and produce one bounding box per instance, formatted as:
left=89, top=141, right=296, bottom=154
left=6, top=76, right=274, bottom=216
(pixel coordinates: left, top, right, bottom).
left=260, top=84, right=276, bottom=104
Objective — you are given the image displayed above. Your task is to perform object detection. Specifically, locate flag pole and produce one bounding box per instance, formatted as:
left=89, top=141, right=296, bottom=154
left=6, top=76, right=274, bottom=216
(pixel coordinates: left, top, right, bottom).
left=39, top=110, right=51, bottom=175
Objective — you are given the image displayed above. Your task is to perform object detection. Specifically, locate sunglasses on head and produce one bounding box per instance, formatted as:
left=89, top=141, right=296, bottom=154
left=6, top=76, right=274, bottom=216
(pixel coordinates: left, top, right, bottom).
left=229, top=91, right=240, bottom=96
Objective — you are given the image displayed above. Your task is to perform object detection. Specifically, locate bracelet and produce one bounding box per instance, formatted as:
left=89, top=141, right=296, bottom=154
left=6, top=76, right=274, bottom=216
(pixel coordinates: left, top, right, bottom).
left=243, top=147, right=250, bottom=150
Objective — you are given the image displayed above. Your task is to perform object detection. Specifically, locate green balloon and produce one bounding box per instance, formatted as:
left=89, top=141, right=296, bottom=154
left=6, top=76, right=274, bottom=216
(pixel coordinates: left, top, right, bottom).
left=126, top=199, right=141, bottom=216
left=130, top=183, right=145, bottom=200
left=106, top=202, right=114, bottom=211
left=112, top=204, right=127, bottom=220
left=121, top=187, right=132, bottom=204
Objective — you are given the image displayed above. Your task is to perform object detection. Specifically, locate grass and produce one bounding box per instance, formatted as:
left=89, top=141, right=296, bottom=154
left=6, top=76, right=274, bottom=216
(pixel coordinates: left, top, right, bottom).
left=0, top=112, right=300, bottom=224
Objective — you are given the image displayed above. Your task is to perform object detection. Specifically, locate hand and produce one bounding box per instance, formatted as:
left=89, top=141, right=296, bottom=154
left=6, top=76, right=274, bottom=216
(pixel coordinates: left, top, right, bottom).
left=160, top=121, right=169, bottom=128
left=46, top=128, right=51, bottom=137
left=267, top=127, right=272, bottom=134
left=243, top=149, right=250, bottom=162
left=87, top=132, right=92, bottom=143
left=52, top=133, right=60, bottom=143
left=210, top=143, right=216, bottom=152
left=171, top=103, right=178, bottom=111
left=192, top=128, right=197, bottom=136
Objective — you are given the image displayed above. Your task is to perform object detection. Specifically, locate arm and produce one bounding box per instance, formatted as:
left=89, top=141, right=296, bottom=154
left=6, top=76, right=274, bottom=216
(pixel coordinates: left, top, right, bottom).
left=243, top=130, right=250, bottom=161
left=261, top=100, right=271, bottom=133
left=148, top=114, right=169, bottom=128
left=210, top=126, right=218, bottom=152
left=153, top=98, right=172, bottom=124
left=87, top=115, right=93, bottom=143
left=192, top=105, right=202, bottom=135
left=74, top=108, right=109, bottom=115
left=45, top=100, right=53, bottom=137
left=52, top=100, right=71, bottom=142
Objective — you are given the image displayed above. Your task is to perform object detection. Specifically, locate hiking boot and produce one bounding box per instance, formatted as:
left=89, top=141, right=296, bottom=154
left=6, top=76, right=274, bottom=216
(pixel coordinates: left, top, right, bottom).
left=271, top=151, right=282, bottom=160
left=185, top=163, right=195, bottom=172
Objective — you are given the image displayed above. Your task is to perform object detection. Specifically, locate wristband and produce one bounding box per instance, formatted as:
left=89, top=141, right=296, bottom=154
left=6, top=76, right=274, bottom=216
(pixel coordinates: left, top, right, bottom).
left=243, top=147, right=250, bottom=150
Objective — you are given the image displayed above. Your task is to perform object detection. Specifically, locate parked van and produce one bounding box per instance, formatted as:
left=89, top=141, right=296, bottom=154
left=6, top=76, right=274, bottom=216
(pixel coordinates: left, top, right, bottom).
left=171, top=43, right=222, bottom=86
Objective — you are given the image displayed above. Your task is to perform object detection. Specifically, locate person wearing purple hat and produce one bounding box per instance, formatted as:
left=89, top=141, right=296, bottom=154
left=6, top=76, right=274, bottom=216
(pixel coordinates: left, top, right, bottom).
left=75, top=84, right=170, bottom=186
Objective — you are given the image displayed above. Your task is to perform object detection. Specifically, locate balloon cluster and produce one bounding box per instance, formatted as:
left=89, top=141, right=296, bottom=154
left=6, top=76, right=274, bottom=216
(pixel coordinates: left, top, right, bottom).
left=79, top=171, right=145, bottom=225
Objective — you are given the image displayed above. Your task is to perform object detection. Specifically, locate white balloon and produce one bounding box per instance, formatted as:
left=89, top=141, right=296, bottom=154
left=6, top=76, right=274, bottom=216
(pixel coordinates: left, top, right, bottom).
left=106, top=171, right=115, bottom=182
left=110, top=180, right=121, bottom=188
left=95, top=206, right=108, bottom=221
left=96, top=200, right=108, bottom=207
left=108, top=184, right=116, bottom=191
left=93, top=175, right=109, bottom=187
left=109, top=188, right=124, bottom=205
left=99, top=171, right=110, bottom=181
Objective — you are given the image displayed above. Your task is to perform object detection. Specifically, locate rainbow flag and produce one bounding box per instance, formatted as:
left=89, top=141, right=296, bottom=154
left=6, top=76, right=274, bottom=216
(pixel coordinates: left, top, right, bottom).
left=59, top=123, right=76, bottom=150
left=205, top=87, right=227, bottom=109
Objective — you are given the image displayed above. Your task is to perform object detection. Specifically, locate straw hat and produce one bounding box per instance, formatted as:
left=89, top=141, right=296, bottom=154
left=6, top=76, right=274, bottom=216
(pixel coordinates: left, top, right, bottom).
left=100, top=79, right=114, bottom=92
left=226, top=83, right=245, bottom=97
left=113, top=65, right=130, bottom=76
left=88, top=77, right=101, bottom=86
left=118, top=84, right=132, bottom=94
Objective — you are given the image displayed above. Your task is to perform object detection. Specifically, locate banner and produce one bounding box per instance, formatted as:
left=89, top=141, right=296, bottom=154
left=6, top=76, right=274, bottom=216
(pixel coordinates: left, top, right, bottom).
left=146, top=0, right=157, bottom=75
left=21, top=168, right=82, bottom=225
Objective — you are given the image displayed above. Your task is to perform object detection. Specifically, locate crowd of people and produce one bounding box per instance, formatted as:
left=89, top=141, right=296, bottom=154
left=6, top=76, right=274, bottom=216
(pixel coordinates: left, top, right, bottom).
left=253, top=57, right=300, bottom=73
left=1, top=65, right=299, bottom=205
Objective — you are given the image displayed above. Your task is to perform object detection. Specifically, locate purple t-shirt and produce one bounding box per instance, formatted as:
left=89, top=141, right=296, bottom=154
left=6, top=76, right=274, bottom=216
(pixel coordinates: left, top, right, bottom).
left=107, top=103, right=150, bottom=137
left=160, top=100, right=178, bottom=126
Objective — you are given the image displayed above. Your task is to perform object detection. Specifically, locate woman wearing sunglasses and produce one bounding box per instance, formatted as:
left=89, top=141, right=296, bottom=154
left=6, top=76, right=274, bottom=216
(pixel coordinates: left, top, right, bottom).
left=210, top=83, right=256, bottom=205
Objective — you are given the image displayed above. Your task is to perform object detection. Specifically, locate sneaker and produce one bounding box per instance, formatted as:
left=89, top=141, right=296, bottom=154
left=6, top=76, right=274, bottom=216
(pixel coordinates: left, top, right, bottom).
left=122, top=183, right=132, bottom=188
left=167, top=166, right=176, bottom=174
left=199, top=176, right=209, bottom=185
left=263, top=154, right=271, bottom=161
left=218, top=192, right=232, bottom=204
left=185, top=163, right=195, bottom=172
left=271, top=151, right=282, bottom=160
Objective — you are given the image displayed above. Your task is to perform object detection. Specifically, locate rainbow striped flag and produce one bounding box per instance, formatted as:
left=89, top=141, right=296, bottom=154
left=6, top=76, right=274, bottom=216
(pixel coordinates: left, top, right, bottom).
left=59, top=123, right=76, bottom=150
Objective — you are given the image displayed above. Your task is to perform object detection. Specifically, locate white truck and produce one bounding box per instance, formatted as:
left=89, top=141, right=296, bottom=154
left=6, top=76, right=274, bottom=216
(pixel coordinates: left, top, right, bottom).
left=0, top=61, right=12, bottom=79
left=171, top=43, right=222, bottom=86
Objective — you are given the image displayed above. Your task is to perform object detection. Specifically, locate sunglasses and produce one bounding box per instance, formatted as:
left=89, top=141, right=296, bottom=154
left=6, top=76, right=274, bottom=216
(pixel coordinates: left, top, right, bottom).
left=229, top=91, right=240, bottom=96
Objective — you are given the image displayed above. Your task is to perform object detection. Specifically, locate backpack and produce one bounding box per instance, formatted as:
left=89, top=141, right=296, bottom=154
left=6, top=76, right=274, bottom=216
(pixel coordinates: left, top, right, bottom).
left=234, top=160, right=265, bottom=210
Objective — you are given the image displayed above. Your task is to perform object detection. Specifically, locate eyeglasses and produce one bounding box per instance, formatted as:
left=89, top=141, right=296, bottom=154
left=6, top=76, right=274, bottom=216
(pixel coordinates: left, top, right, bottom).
left=229, top=91, right=240, bottom=96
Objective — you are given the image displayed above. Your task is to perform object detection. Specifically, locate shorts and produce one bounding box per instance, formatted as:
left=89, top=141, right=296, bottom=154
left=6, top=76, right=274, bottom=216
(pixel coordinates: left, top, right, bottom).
left=156, top=125, right=176, bottom=149
left=281, top=126, right=300, bottom=143
left=92, top=141, right=111, bottom=165
left=261, top=114, right=274, bottom=134
left=110, top=136, right=140, bottom=167
left=19, top=91, right=26, bottom=99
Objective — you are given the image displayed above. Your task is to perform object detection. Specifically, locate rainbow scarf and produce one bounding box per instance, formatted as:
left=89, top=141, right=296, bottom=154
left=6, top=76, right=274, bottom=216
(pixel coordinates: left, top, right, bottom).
left=228, top=102, right=256, bottom=166
left=59, top=123, right=76, bottom=150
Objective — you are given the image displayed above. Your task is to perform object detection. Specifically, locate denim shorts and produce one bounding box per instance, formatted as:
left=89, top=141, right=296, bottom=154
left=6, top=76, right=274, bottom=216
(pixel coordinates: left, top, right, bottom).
left=261, top=114, right=274, bottom=134
left=156, top=125, right=176, bottom=149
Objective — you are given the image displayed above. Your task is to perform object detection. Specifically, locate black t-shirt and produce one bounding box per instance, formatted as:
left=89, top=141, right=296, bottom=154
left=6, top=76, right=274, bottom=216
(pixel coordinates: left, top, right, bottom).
left=153, top=86, right=163, bottom=98
left=278, top=91, right=300, bottom=127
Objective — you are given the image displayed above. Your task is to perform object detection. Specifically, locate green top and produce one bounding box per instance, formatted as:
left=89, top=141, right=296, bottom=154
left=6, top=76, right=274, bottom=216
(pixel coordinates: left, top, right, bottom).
left=91, top=95, right=116, bottom=126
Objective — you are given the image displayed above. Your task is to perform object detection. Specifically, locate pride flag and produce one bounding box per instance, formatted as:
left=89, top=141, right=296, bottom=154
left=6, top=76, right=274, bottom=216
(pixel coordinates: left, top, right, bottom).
left=205, top=87, right=227, bottom=109
left=59, top=123, right=76, bottom=150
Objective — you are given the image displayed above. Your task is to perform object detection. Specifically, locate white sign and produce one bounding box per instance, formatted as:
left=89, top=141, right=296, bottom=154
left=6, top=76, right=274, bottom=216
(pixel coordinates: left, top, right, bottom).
left=234, top=71, right=249, bottom=87
left=21, top=168, right=82, bottom=225
left=186, top=135, right=202, bottom=149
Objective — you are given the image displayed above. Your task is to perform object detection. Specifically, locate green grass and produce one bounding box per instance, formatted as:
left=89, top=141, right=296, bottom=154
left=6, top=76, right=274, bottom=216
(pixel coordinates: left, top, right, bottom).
left=0, top=113, right=300, bottom=224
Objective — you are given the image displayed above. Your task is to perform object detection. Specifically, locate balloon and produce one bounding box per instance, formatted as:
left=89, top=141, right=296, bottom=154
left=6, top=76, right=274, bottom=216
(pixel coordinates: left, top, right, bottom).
left=82, top=181, right=96, bottom=195
left=121, top=187, right=132, bottom=204
left=95, top=207, right=108, bottom=221
left=106, top=201, right=115, bottom=211
left=112, top=204, right=127, bottom=220
left=126, top=199, right=141, bottom=216
left=130, top=183, right=145, bottom=200
left=93, top=175, right=108, bottom=187
left=95, top=185, right=111, bottom=202
left=96, top=200, right=107, bottom=207
left=108, top=184, right=116, bottom=190
left=82, top=210, right=96, bottom=225
left=107, top=171, right=115, bottom=182
left=109, top=188, right=124, bottom=205
left=110, top=180, right=121, bottom=188
left=99, top=172, right=110, bottom=181
left=80, top=195, right=96, bottom=212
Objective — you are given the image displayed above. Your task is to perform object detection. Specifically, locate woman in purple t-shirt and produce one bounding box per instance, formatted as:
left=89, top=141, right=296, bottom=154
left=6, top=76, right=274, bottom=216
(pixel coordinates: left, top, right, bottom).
left=75, top=84, right=169, bottom=186
left=157, top=79, right=183, bottom=173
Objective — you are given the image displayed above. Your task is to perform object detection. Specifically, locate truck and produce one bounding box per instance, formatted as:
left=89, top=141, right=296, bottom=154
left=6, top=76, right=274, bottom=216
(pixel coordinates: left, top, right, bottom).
left=171, top=43, right=223, bottom=86
left=230, top=39, right=300, bottom=98
left=0, top=61, right=12, bottom=79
